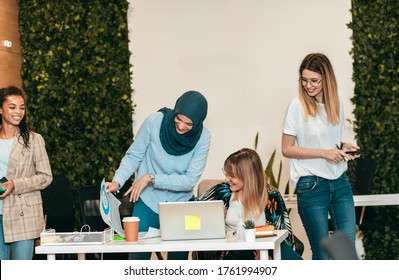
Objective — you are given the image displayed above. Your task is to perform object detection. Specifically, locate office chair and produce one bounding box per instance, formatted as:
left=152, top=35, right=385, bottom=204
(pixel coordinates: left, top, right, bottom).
left=77, top=184, right=127, bottom=259
left=36, top=174, right=75, bottom=259
left=346, top=158, right=377, bottom=228
left=42, top=174, right=75, bottom=231
left=320, top=231, right=359, bottom=260
left=77, top=185, right=109, bottom=232
left=326, top=158, right=377, bottom=232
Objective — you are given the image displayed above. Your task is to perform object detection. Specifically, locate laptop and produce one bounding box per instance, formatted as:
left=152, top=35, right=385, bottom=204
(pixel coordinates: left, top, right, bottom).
left=158, top=200, right=226, bottom=241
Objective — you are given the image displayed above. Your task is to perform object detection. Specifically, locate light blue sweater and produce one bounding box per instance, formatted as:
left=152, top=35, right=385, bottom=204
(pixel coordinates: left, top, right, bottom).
left=0, top=138, right=14, bottom=215
left=113, top=112, right=211, bottom=213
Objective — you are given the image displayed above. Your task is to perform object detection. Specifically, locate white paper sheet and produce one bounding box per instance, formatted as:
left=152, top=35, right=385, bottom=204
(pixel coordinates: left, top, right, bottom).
left=138, top=227, right=161, bottom=240
left=100, top=178, right=125, bottom=237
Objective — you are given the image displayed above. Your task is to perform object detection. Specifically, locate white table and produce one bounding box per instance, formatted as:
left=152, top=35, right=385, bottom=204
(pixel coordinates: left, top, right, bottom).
left=283, top=193, right=399, bottom=209
left=35, top=230, right=288, bottom=260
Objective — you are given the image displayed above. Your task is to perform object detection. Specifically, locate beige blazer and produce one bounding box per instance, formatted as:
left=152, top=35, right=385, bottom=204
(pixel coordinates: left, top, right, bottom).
left=2, top=131, right=52, bottom=243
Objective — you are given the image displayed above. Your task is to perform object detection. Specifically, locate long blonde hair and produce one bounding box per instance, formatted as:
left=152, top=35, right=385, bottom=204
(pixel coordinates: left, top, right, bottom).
left=223, top=148, right=268, bottom=219
left=298, top=53, right=340, bottom=124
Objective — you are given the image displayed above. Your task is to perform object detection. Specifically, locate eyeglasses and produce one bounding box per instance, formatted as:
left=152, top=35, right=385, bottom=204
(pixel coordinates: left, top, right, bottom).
left=299, top=78, right=322, bottom=87
left=222, top=168, right=233, bottom=180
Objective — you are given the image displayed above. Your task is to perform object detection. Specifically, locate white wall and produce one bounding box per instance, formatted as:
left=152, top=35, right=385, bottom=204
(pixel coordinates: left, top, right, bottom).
left=127, top=0, right=354, bottom=259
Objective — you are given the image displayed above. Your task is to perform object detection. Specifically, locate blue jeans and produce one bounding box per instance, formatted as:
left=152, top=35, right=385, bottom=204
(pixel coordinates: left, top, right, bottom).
left=296, top=173, right=356, bottom=260
left=128, top=198, right=188, bottom=260
left=0, top=215, right=35, bottom=260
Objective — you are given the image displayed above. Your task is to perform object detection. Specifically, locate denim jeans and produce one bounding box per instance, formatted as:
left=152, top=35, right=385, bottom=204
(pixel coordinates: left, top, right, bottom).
left=128, top=198, right=188, bottom=260
left=296, top=173, right=356, bottom=260
left=0, top=215, right=35, bottom=260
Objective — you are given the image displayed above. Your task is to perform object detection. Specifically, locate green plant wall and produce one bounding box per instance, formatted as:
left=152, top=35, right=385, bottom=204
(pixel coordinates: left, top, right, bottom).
left=348, top=0, right=399, bottom=259
left=18, top=0, right=134, bottom=190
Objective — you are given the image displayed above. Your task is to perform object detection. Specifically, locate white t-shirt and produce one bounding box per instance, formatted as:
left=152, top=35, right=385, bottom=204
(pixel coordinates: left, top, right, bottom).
left=283, top=97, right=347, bottom=189
left=225, top=195, right=266, bottom=231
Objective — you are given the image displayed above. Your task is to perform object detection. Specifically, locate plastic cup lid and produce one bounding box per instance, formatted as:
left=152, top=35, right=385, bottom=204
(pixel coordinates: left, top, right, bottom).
left=122, top=216, right=140, bottom=222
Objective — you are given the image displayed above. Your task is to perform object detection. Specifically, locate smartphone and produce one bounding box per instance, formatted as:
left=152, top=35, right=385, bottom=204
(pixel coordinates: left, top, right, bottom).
left=345, top=151, right=360, bottom=156
left=0, top=177, right=7, bottom=195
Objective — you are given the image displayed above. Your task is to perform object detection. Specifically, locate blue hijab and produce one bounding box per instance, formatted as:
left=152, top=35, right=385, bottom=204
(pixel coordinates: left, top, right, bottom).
left=159, top=91, right=208, bottom=156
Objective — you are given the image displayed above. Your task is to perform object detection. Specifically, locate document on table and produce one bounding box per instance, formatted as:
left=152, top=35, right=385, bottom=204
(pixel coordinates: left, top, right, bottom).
left=138, top=227, right=161, bottom=240
left=100, top=178, right=125, bottom=237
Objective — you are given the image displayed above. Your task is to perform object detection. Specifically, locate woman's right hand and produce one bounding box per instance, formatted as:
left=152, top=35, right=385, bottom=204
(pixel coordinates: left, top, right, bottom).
left=323, top=149, right=348, bottom=164
left=283, top=134, right=345, bottom=163
left=105, top=181, right=119, bottom=193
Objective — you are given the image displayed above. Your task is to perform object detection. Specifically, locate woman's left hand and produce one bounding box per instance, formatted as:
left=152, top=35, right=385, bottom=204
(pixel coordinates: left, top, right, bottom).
left=341, top=142, right=361, bottom=161
left=125, top=174, right=151, bottom=203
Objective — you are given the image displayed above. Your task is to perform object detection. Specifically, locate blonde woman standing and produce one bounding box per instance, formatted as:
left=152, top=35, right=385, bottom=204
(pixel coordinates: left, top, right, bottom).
left=282, top=53, right=358, bottom=260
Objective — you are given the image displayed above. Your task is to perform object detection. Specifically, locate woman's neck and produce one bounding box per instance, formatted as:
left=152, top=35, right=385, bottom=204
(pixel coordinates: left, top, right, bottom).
left=0, top=125, right=17, bottom=139
left=231, top=191, right=243, bottom=202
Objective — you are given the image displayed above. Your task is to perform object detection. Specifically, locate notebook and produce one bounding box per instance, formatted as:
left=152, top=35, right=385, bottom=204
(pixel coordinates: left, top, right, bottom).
left=158, top=200, right=226, bottom=241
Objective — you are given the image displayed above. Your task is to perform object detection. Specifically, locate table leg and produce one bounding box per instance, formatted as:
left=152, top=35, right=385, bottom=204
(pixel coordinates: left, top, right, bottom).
left=77, top=253, right=86, bottom=260
left=273, top=245, right=281, bottom=260
left=259, top=250, right=269, bottom=260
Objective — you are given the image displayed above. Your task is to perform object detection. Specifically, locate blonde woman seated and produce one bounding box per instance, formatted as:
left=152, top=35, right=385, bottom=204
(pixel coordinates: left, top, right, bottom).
left=194, top=148, right=302, bottom=260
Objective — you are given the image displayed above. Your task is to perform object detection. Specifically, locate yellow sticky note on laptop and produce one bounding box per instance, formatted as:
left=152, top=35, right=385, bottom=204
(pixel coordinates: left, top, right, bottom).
left=185, top=215, right=201, bottom=230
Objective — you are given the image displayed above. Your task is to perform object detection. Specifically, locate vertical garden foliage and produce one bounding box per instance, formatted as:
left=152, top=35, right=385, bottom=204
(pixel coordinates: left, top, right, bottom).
left=348, top=0, right=399, bottom=259
left=18, top=1, right=134, bottom=189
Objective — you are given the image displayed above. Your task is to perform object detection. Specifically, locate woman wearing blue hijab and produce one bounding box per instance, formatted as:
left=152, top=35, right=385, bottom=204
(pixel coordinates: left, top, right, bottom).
left=106, top=90, right=210, bottom=260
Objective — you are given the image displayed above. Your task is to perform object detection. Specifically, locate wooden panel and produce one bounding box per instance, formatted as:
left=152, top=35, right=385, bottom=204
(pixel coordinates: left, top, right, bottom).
left=0, top=51, right=22, bottom=88
left=0, top=0, right=19, bottom=11
left=0, top=0, right=22, bottom=88
left=0, top=0, right=20, bottom=39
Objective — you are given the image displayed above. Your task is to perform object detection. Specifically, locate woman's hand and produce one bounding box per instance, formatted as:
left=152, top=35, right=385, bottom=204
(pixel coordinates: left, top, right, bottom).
left=323, top=149, right=349, bottom=164
left=335, top=142, right=360, bottom=162
left=324, top=142, right=360, bottom=163
left=341, top=142, right=360, bottom=160
left=0, top=180, right=15, bottom=198
left=105, top=181, right=119, bottom=193
left=282, top=134, right=360, bottom=163
left=124, top=174, right=152, bottom=203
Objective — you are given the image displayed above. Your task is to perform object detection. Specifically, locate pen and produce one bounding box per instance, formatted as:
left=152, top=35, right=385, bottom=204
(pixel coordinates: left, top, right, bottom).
left=336, top=144, right=347, bottom=162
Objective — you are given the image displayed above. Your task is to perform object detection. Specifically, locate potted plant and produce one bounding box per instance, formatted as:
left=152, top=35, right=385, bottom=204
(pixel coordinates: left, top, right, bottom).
left=243, top=220, right=256, bottom=242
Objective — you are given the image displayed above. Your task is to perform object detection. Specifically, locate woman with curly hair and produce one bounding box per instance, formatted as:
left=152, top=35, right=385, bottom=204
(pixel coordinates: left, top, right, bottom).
left=0, top=86, right=52, bottom=260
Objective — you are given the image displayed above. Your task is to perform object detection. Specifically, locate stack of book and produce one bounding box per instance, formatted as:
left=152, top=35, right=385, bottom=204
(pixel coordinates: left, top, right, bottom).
left=255, top=224, right=274, bottom=237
